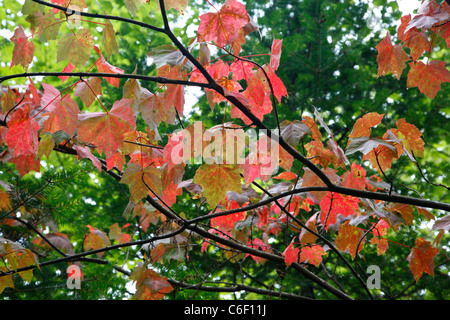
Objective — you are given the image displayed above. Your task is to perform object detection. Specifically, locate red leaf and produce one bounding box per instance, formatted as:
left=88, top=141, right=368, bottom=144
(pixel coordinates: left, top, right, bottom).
left=77, top=99, right=136, bottom=158
left=10, top=25, right=35, bottom=71
left=269, top=39, right=283, bottom=71
left=59, top=63, right=76, bottom=82
left=73, top=145, right=102, bottom=172
left=406, top=60, right=450, bottom=99
left=283, top=239, right=299, bottom=267
left=197, top=0, right=250, bottom=48
left=319, top=192, right=360, bottom=231
left=94, top=46, right=124, bottom=88
left=341, top=162, right=366, bottom=190
left=10, top=155, right=40, bottom=177
left=376, top=32, right=410, bottom=80
left=41, top=83, right=80, bottom=137
left=407, top=237, right=439, bottom=282
left=5, top=105, right=40, bottom=157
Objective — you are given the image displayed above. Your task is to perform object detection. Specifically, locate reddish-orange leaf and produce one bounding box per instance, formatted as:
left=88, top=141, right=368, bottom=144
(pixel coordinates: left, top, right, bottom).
left=5, top=104, right=40, bottom=157
left=335, top=221, right=365, bottom=259
left=407, top=60, right=450, bottom=99
left=299, top=213, right=318, bottom=245
left=376, top=31, right=410, bottom=80
left=73, top=145, right=102, bottom=172
left=10, top=25, right=35, bottom=71
left=197, top=0, right=250, bottom=48
left=301, top=167, right=339, bottom=202
left=347, top=112, right=384, bottom=143
left=302, top=116, right=322, bottom=142
left=319, top=192, right=360, bottom=231
left=210, top=200, right=246, bottom=232
left=299, top=245, right=326, bottom=267
left=407, top=237, right=439, bottom=282
left=41, top=83, right=80, bottom=137
left=106, top=151, right=125, bottom=172
left=120, top=163, right=163, bottom=203
left=83, top=225, right=111, bottom=257
left=58, top=63, right=76, bottom=82
left=273, top=171, right=297, bottom=180
left=283, top=240, right=299, bottom=267
left=94, top=46, right=124, bottom=88
left=161, top=182, right=182, bottom=208
left=269, top=39, right=283, bottom=71
left=370, top=237, right=389, bottom=256
left=163, top=0, right=190, bottom=14
left=10, top=155, right=40, bottom=177
left=397, top=14, right=430, bottom=61
left=341, top=162, right=366, bottom=190
left=77, top=99, right=136, bottom=158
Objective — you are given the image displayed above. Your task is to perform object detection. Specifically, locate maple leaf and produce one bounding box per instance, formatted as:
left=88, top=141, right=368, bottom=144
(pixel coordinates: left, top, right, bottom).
left=192, top=164, right=242, bottom=209
left=83, top=225, right=111, bottom=258
left=283, top=239, right=299, bottom=267
left=279, top=119, right=311, bottom=147
left=109, top=223, right=131, bottom=244
left=269, top=39, right=283, bottom=71
left=163, top=0, right=190, bottom=14
left=347, top=112, right=384, bottom=143
left=407, top=237, right=439, bottom=282
left=57, top=28, right=93, bottom=66
left=120, top=163, right=163, bottom=203
left=59, top=63, right=76, bottom=82
left=406, top=60, right=450, bottom=99
left=10, top=25, right=35, bottom=71
left=77, top=99, right=136, bottom=158
left=335, top=221, right=365, bottom=259
left=161, top=181, right=182, bottom=207
left=341, top=162, right=366, bottom=190
left=157, top=64, right=186, bottom=115
left=94, top=46, right=124, bottom=88
left=319, top=192, right=360, bottom=231
left=102, top=20, right=119, bottom=60
left=299, top=213, right=319, bottom=245
left=123, top=0, right=143, bottom=17
left=371, top=237, right=389, bottom=256
left=394, top=118, right=425, bottom=158
left=74, top=77, right=103, bottom=108
left=197, top=0, right=250, bottom=48
left=139, top=91, right=176, bottom=127
left=10, top=155, right=40, bottom=177
left=301, top=167, right=339, bottom=202
left=299, top=245, right=326, bottom=267
left=210, top=200, right=246, bottom=232
left=302, top=116, right=322, bottom=142
left=26, top=10, right=60, bottom=42
left=397, top=14, right=430, bottom=61
left=33, top=232, right=75, bottom=254
left=406, top=0, right=450, bottom=32
left=41, top=84, right=80, bottom=137
left=376, top=31, right=410, bottom=80
left=73, top=145, right=102, bottom=172
left=5, top=104, right=40, bottom=157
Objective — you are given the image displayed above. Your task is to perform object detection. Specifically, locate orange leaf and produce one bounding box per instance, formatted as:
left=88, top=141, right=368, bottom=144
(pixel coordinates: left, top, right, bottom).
left=406, top=60, right=450, bottom=99
left=376, top=31, right=410, bottom=80
left=299, top=245, right=326, bottom=267
left=94, top=46, right=124, bottom=88
left=335, top=221, right=365, bottom=259
left=407, top=237, right=439, bottom=282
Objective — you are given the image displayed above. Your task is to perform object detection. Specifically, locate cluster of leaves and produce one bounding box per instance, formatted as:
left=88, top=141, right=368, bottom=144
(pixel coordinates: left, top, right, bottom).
left=376, top=0, right=450, bottom=99
left=0, top=0, right=449, bottom=300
